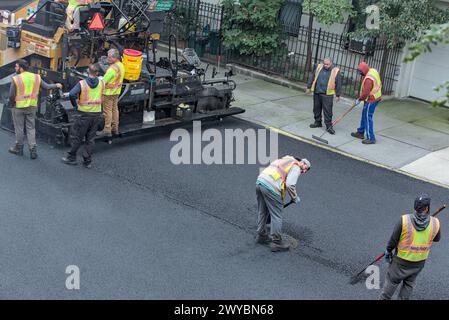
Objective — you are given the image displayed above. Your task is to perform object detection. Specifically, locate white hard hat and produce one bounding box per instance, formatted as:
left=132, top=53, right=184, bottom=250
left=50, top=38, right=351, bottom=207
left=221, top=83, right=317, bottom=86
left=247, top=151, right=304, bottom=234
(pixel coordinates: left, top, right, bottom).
left=301, top=158, right=311, bottom=170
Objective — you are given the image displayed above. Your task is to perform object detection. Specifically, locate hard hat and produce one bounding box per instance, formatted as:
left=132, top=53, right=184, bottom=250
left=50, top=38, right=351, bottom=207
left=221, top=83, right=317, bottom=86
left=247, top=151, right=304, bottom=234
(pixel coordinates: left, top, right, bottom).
left=301, top=158, right=311, bottom=170
left=414, top=194, right=431, bottom=213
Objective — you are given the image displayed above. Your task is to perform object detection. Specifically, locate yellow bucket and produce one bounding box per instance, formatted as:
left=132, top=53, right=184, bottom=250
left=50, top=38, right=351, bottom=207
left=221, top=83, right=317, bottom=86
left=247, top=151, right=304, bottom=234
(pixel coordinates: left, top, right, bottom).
left=123, top=49, right=143, bottom=81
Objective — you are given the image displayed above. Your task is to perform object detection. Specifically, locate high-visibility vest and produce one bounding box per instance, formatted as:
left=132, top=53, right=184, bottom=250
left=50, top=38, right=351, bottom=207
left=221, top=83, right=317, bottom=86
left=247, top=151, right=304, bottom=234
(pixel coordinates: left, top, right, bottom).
left=104, top=62, right=125, bottom=96
left=361, top=68, right=382, bottom=101
left=78, top=79, right=104, bottom=113
left=261, top=157, right=301, bottom=199
left=68, top=0, right=89, bottom=9
left=397, top=214, right=440, bottom=262
left=67, top=0, right=89, bottom=21
left=311, top=64, right=340, bottom=96
left=12, top=72, right=42, bottom=108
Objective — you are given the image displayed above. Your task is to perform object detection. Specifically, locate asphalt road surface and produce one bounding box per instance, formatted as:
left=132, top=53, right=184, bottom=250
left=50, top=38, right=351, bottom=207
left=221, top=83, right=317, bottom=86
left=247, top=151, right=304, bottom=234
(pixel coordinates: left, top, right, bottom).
left=0, top=117, right=447, bottom=299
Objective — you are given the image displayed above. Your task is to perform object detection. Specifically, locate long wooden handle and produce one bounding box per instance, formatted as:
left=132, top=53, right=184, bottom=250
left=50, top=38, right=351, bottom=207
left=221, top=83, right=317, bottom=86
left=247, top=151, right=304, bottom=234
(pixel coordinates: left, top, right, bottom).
left=331, top=102, right=359, bottom=127
left=431, top=205, right=447, bottom=217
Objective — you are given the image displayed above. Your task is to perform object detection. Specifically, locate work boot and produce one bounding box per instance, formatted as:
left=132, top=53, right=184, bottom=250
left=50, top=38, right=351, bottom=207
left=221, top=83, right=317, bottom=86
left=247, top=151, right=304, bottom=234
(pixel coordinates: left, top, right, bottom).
left=83, top=162, right=92, bottom=169
left=97, top=131, right=112, bottom=138
left=30, top=146, right=38, bottom=160
left=309, top=122, right=322, bottom=128
left=351, top=131, right=364, bottom=139
left=270, top=235, right=290, bottom=252
left=112, top=129, right=119, bottom=136
left=82, top=158, right=92, bottom=169
left=362, top=139, right=376, bottom=145
left=326, top=127, right=335, bottom=135
left=61, top=156, right=77, bottom=165
left=8, top=144, right=23, bottom=156
left=255, top=233, right=271, bottom=245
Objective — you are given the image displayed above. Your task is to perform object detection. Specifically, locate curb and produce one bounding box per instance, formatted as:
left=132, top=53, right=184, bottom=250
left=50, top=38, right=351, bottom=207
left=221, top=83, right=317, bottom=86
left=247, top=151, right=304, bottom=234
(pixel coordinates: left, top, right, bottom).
left=264, top=125, right=449, bottom=190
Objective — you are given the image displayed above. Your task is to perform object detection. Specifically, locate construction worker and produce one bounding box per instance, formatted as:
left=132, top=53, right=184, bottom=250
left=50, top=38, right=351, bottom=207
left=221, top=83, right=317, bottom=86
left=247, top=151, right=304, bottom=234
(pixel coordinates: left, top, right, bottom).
left=8, top=59, right=62, bottom=159
left=351, top=61, right=382, bottom=144
left=62, top=64, right=104, bottom=168
left=100, top=48, right=125, bottom=137
left=63, top=0, right=93, bottom=32
left=380, top=194, right=441, bottom=300
left=256, top=156, right=311, bottom=252
left=306, top=57, right=342, bottom=135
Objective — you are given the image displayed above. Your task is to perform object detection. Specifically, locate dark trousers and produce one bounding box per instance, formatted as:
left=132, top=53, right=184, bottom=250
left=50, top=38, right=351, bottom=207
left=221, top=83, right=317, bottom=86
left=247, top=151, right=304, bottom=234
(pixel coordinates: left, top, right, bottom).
left=12, top=107, right=37, bottom=148
left=68, top=115, right=101, bottom=164
left=313, top=94, right=334, bottom=128
left=380, top=257, right=424, bottom=300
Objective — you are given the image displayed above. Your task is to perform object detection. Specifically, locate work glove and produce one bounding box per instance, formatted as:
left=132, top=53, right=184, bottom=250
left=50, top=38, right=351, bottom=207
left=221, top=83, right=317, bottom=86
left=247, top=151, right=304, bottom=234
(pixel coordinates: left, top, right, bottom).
left=384, top=250, right=393, bottom=264
left=355, top=99, right=361, bottom=106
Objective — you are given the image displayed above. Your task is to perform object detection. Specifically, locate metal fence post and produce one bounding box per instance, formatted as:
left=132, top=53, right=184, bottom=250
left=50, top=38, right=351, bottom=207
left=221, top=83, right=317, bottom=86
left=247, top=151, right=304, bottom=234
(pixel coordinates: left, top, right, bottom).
left=314, top=28, right=321, bottom=67
left=218, top=5, right=225, bottom=67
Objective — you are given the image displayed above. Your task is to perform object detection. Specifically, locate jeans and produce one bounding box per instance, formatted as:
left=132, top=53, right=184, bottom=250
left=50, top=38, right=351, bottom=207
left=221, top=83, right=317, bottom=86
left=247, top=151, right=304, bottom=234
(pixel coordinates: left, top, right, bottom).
left=357, top=101, right=379, bottom=141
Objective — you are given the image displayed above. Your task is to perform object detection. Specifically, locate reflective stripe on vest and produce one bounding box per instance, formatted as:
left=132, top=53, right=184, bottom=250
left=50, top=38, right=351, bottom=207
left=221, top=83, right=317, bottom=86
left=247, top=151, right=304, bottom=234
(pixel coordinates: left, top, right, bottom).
left=361, top=68, right=382, bottom=101
left=311, top=64, right=340, bottom=96
left=78, top=79, right=104, bottom=113
left=104, top=62, right=125, bottom=96
left=261, top=157, right=301, bottom=198
left=13, top=72, right=41, bottom=108
left=397, top=214, right=440, bottom=262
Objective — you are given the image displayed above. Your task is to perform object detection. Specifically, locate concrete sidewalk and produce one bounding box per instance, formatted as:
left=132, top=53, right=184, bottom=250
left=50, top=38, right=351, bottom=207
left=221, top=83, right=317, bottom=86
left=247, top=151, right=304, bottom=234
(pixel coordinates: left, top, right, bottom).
left=230, top=73, right=449, bottom=188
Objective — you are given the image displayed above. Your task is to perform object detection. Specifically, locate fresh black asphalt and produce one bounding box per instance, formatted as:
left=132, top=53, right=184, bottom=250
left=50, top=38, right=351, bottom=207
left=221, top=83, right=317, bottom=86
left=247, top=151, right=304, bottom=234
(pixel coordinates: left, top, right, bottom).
left=0, top=117, right=447, bottom=299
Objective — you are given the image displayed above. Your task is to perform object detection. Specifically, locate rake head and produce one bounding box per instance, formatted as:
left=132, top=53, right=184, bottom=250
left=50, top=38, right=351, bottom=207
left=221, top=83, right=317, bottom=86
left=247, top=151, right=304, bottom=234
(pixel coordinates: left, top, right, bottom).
left=312, top=134, right=329, bottom=145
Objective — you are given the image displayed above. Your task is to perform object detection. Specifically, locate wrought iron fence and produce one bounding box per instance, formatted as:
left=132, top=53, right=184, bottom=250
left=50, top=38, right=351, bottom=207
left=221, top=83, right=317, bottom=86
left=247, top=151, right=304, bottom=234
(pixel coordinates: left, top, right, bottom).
left=162, top=1, right=403, bottom=98
left=161, top=0, right=224, bottom=60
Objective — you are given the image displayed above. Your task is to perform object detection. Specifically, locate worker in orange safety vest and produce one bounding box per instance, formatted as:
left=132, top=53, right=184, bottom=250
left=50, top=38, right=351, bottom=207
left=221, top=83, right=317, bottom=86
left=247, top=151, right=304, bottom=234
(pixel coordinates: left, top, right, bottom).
left=255, top=156, right=311, bottom=252
left=307, top=57, right=342, bottom=135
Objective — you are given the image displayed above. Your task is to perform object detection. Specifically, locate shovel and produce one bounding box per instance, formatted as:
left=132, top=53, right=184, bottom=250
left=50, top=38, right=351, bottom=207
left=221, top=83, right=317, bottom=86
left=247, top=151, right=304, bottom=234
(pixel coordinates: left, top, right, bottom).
left=266, top=199, right=296, bottom=224
left=312, top=100, right=361, bottom=145
left=143, top=74, right=156, bottom=124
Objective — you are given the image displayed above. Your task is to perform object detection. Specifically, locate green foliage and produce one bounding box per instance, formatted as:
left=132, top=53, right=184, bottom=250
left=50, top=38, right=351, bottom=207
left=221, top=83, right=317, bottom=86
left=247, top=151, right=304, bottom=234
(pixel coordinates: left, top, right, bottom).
left=404, top=23, right=449, bottom=107
left=350, top=0, right=449, bottom=48
left=303, top=0, right=355, bottom=26
left=433, top=81, right=449, bottom=107
left=221, top=0, right=287, bottom=56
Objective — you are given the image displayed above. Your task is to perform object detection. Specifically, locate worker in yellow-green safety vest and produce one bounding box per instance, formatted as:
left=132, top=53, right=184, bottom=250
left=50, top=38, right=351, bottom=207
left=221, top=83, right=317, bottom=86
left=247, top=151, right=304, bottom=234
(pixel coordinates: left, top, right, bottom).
left=8, top=59, right=62, bottom=159
left=62, top=64, right=104, bottom=168
left=256, top=156, right=311, bottom=252
left=306, top=57, right=342, bottom=135
left=100, top=48, right=125, bottom=137
left=380, top=194, right=441, bottom=300
left=351, top=61, right=383, bottom=144
left=61, top=0, right=93, bottom=32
